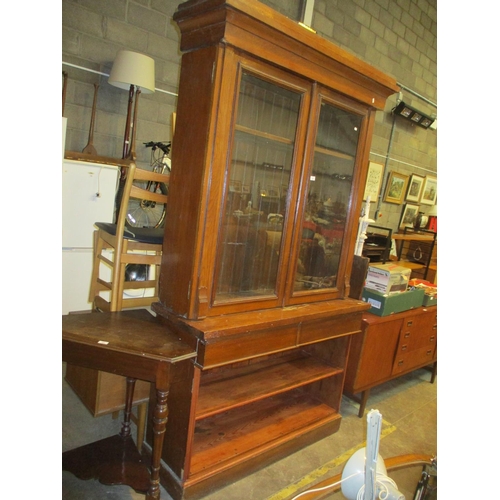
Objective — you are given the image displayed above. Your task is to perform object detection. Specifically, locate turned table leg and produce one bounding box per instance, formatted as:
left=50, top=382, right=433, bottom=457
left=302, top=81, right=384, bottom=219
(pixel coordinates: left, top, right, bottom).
left=120, top=377, right=136, bottom=438
left=146, top=388, right=169, bottom=500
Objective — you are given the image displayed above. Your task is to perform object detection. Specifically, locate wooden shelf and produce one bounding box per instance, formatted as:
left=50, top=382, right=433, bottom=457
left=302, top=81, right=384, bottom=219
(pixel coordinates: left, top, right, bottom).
left=235, top=124, right=294, bottom=145
left=189, top=390, right=339, bottom=481
left=196, top=351, right=342, bottom=419
left=314, top=145, right=354, bottom=161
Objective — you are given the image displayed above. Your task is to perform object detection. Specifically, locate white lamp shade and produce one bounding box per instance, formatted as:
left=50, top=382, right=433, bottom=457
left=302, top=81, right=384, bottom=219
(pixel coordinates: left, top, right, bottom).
left=108, top=50, right=155, bottom=94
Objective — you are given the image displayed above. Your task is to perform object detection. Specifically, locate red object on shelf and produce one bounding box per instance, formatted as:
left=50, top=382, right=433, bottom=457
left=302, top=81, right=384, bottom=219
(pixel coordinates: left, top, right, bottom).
left=428, top=216, right=437, bottom=232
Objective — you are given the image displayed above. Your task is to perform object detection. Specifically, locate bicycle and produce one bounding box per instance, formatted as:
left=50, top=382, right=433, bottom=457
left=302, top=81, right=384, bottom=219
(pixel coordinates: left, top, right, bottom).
left=124, top=141, right=171, bottom=229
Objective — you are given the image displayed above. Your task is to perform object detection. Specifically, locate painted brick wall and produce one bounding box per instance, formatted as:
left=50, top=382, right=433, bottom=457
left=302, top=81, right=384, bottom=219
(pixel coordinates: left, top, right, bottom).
left=62, top=0, right=437, bottom=230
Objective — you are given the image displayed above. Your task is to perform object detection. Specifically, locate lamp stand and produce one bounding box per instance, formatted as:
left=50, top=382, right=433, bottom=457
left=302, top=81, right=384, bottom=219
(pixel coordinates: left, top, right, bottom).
left=122, top=84, right=135, bottom=160
left=127, top=88, right=141, bottom=161
left=115, top=87, right=142, bottom=223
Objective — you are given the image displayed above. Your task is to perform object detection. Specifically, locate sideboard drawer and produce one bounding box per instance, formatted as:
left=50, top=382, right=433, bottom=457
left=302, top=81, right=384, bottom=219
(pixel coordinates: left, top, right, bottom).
left=392, top=345, right=436, bottom=375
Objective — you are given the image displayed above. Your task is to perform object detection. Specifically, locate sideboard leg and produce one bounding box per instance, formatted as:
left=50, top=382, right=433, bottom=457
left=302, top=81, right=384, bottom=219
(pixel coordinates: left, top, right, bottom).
left=358, top=389, right=371, bottom=418
left=430, top=362, right=437, bottom=384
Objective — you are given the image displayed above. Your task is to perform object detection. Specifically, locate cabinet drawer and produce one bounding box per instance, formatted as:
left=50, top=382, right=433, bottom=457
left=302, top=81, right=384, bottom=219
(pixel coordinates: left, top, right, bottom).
left=397, top=330, right=436, bottom=353
left=392, top=345, right=436, bottom=375
left=398, top=311, right=437, bottom=352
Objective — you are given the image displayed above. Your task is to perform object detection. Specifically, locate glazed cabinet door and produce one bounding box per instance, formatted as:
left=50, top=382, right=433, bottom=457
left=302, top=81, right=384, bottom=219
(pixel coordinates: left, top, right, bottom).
left=209, top=60, right=374, bottom=315
left=287, top=89, right=372, bottom=305
left=212, top=64, right=311, bottom=311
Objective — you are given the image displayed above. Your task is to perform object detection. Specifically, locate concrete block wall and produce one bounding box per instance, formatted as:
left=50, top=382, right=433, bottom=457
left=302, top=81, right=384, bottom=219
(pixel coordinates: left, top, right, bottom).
left=62, top=0, right=181, bottom=168
left=62, top=0, right=436, bottom=231
left=313, top=0, right=437, bottom=230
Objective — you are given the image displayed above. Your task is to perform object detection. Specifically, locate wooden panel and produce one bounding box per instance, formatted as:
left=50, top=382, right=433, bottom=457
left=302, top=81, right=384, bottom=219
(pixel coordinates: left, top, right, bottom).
left=299, top=311, right=363, bottom=344
left=198, top=323, right=298, bottom=368
left=65, top=364, right=100, bottom=413
left=345, top=318, right=403, bottom=392
left=65, top=364, right=150, bottom=417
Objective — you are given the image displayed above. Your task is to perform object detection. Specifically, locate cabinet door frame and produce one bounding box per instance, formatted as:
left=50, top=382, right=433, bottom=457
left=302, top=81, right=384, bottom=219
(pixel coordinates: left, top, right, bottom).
left=206, top=54, right=314, bottom=315
left=285, top=86, right=376, bottom=306
left=200, top=53, right=377, bottom=316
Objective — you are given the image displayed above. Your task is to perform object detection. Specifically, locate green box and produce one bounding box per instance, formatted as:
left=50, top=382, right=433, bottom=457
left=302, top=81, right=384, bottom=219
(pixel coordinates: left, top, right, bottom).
left=361, top=288, right=425, bottom=316
left=422, top=294, right=437, bottom=307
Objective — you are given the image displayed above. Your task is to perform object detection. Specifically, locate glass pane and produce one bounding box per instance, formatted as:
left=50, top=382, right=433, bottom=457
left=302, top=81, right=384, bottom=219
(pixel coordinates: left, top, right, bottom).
left=294, top=101, right=362, bottom=292
left=215, top=72, right=301, bottom=301
left=259, top=0, right=305, bottom=22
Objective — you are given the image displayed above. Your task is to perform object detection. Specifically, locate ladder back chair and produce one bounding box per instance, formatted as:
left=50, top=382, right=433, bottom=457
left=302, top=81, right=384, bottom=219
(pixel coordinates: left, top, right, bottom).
left=89, top=161, right=169, bottom=312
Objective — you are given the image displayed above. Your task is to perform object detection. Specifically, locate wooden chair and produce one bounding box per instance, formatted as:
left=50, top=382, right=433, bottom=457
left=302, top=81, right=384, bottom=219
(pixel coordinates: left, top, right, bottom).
left=89, top=161, right=169, bottom=312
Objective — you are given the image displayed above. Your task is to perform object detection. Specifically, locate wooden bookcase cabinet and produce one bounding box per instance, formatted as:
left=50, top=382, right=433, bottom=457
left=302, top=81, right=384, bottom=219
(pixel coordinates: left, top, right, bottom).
left=150, top=300, right=369, bottom=498
left=344, top=307, right=438, bottom=418
left=147, top=0, right=399, bottom=498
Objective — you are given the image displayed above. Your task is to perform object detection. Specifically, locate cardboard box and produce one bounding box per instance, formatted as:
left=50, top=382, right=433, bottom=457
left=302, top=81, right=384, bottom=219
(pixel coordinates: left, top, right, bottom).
left=364, top=263, right=412, bottom=294
left=362, top=288, right=425, bottom=316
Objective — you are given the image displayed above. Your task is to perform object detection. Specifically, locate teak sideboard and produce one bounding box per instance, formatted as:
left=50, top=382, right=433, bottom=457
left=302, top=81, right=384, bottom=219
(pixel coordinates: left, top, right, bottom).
left=138, top=0, right=399, bottom=498
left=344, top=306, right=438, bottom=418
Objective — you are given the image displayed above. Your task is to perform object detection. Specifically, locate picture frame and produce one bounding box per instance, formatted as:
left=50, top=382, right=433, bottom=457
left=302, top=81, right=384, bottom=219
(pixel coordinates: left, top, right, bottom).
left=399, top=203, right=420, bottom=229
left=405, top=174, right=425, bottom=202
left=229, top=180, right=241, bottom=193
left=420, top=176, right=437, bottom=205
left=363, top=161, right=384, bottom=202
left=383, top=171, right=409, bottom=205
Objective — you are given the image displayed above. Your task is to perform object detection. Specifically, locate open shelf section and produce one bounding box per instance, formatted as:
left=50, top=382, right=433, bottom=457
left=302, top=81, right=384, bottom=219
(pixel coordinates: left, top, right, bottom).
left=189, top=389, right=340, bottom=481
left=196, top=351, right=343, bottom=419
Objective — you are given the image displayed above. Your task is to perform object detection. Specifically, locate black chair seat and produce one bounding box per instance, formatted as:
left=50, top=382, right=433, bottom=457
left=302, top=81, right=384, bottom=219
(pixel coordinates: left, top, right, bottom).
left=95, top=222, right=164, bottom=245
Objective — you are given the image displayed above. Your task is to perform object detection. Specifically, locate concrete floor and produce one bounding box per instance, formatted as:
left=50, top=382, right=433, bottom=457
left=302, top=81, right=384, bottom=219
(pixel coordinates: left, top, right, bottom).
left=62, top=363, right=437, bottom=500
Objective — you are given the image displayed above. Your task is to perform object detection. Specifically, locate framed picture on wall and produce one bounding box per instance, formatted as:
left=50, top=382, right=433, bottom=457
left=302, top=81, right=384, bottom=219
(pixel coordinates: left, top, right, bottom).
left=363, top=161, right=384, bottom=201
left=406, top=174, right=425, bottom=202
left=383, top=171, right=409, bottom=204
left=399, top=203, right=420, bottom=229
left=420, top=176, right=437, bottom=205
left=229, top=180, right=241, bottom=192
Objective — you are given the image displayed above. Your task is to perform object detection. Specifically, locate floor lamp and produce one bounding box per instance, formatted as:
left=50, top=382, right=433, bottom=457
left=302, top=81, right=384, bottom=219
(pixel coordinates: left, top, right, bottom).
left=108, top=50, right=155, bottom=160
left=108, top=50, right=155, bottom=221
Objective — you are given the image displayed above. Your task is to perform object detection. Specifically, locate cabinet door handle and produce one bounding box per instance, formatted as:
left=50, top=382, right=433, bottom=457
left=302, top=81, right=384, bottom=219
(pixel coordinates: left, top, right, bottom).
left=404, top=332, right=410, bottom=338
left=426, top=350, right=432, bottom=356
left=401, top=344, right=408, bottom=351
left=430, top=336, right=435, bottom=342
left=398, top=360, right=404, bottom=366
left=407, top=321, right=413, bottom=327
left=433, top=325, right=437, bottom=330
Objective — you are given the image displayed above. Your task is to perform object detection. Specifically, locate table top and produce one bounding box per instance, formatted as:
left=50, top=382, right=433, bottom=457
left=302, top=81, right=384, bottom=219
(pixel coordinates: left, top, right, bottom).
left=62, top=309, right=197, bottom=363
left=392, top=233, right=436, bottom=241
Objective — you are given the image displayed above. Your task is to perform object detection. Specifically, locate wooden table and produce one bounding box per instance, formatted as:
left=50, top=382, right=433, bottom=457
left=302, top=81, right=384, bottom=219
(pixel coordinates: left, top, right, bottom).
left=62, top=310, right=197, bottom=500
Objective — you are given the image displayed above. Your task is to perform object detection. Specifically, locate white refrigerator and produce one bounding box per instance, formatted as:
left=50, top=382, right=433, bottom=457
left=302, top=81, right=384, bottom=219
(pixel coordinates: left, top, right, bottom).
left=62, top=159, right=119, bottom=314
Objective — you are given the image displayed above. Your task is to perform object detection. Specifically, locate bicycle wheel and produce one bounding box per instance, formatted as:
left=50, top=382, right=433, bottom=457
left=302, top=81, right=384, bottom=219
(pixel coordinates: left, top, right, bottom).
left=125, top=181, right=168, bottom=228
